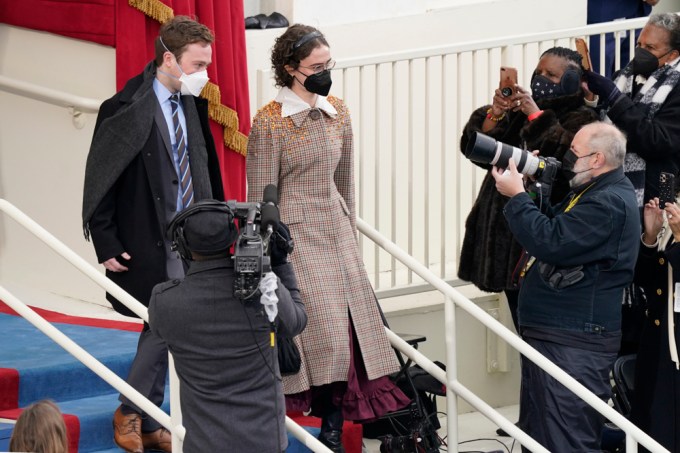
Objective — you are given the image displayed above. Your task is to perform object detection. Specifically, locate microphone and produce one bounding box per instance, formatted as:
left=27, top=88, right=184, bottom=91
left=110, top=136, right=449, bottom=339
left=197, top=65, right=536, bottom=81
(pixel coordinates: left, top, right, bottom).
left=260, top=184, right=280, bottom=232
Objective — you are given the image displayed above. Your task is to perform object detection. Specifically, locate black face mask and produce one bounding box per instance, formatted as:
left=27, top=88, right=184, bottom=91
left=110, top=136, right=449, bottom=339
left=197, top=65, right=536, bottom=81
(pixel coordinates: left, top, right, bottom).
left=302, top=69, right=332, bottom=96
left=632, top=47, right=664, bottom=78
left=531, top=75, right=564, bottom=101
left=531, top=69, right=580, bottom=101
left=561, top=149, right=596, bottom=181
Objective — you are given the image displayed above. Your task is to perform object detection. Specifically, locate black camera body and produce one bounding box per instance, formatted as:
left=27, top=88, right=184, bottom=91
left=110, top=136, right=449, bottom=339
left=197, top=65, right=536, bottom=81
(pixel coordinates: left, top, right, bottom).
left=228, top=200, right=272, bottom=300
left=229, top=184, right=293, bottom=300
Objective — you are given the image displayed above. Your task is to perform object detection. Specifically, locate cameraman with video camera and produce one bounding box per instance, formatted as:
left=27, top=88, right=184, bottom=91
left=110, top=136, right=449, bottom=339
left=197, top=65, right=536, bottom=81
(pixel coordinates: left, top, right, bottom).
left=148, top=200, right=307, bottom=452
left=492, top=122, right=640, bottom=452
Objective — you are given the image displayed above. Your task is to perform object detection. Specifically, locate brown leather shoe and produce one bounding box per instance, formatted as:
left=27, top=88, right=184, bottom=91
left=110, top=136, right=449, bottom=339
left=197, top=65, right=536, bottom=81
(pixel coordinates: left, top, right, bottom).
left=142, top=427, right=172, bottom=452
left=112, top=406, right=143, bottom=453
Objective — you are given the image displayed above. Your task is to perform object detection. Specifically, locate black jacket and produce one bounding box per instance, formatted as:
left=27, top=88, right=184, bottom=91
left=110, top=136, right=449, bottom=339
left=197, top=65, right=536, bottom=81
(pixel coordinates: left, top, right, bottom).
left=82, top=62, right=224, bottom=316
left=631, top=237, right=680, bottom=452
left=505, top=168, right=640, bottom=333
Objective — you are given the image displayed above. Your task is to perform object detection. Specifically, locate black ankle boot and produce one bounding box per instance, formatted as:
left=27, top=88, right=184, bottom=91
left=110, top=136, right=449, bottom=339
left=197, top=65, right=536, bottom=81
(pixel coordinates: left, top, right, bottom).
left=318, top=406, right=345, bottom=453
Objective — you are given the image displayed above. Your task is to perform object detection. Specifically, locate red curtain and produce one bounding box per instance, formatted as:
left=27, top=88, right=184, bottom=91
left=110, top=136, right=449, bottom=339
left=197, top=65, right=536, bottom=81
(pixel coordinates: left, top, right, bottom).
left=0, top=0, right=250, bottom=201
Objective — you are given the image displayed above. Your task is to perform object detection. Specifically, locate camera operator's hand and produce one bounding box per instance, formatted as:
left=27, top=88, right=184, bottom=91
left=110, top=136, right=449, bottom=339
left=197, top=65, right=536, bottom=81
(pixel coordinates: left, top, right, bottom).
left=491, top=158, right=525, bottom=198
left=510, top=86, right=540, bottom=117
left=270, top=222, right=294, bottom=267
left=584, top=71, right=621, bottom=105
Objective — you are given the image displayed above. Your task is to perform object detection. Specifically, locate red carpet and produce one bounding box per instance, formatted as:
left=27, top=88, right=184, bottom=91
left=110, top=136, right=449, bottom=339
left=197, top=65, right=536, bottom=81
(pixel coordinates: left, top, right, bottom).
left=0, top=300, right=142, bottom=332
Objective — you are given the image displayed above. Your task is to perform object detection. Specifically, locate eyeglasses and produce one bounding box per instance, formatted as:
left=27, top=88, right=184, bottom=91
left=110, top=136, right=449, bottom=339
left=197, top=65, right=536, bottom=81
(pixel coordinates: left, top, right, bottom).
left=298, top=59, right=336, bottom=74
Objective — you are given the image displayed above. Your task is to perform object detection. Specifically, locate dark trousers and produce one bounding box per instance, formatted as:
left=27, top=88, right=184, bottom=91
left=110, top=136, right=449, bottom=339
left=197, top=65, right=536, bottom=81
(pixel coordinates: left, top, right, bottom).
left=587, top=0, right=651, bottom=77
left=119, top=325, right=168, bottom=432
left=520, top=336, right=616, bottom=453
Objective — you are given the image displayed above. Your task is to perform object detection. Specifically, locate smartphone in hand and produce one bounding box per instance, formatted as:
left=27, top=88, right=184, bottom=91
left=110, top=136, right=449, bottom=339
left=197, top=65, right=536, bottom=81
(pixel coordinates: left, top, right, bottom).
left=575, top=38, right=592, bottom=72
left=500, top=66, right=518, bottom=97
left=659, top=172, right=676, bottom=207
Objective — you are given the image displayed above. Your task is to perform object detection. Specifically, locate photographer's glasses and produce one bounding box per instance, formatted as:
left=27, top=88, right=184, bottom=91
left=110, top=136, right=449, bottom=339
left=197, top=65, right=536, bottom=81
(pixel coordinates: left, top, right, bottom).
left=298, top=59, right=336, bottom=74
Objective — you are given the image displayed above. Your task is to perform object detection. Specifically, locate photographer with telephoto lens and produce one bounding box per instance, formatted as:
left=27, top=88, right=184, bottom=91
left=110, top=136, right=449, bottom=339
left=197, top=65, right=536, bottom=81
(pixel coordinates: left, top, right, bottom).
left=492, top=122, right=640, bottom=452
left=459, top=47, right=599, bottom=332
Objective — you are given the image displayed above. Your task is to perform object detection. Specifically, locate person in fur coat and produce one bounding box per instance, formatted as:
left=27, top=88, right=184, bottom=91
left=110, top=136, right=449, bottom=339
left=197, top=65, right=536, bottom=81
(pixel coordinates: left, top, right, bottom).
left=458, top=47, right=599, bottom=330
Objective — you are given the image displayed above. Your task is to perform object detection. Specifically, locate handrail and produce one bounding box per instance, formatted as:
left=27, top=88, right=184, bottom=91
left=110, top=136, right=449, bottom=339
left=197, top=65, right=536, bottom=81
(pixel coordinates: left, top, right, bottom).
left=0, top=75, right=100, bottom=128
left=358, top=217, right=669, bottom=453
left=0, top=285, right=180, bottom=437
left=0, top=199, right=332, bottom=453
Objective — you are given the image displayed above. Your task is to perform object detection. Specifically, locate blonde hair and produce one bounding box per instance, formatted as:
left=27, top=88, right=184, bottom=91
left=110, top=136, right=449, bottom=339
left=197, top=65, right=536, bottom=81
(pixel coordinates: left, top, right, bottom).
left=9, top=400, right=69, bottom=453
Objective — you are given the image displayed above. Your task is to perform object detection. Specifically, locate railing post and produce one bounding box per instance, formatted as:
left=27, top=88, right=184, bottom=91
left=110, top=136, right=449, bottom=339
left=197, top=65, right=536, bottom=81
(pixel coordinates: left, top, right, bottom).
left=168, top=354, right=184, bottom=453
left=500, top=45, right=513, bottom=67
left=445, top=297, right=458, bottom=450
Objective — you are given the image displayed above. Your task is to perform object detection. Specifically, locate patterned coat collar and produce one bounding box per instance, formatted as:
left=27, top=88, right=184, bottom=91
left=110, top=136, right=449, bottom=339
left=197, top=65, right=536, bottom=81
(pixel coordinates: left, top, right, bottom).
left=275, top=86, right=337, bottom=127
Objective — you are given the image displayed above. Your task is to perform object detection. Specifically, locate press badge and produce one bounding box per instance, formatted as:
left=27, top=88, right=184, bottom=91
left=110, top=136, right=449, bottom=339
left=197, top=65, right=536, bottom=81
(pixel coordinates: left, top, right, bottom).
left=675, top=282, right=680, bottom=313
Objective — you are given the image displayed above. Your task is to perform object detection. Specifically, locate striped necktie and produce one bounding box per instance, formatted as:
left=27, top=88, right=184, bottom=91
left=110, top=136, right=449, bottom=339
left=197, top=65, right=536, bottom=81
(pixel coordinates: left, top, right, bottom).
left=170, top=93, right=194, bottom=209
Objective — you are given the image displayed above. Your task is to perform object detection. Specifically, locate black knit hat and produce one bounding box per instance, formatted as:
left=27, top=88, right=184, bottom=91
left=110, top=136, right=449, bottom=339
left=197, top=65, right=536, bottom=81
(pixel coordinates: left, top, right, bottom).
left=183, top=209, right=237, bottom=255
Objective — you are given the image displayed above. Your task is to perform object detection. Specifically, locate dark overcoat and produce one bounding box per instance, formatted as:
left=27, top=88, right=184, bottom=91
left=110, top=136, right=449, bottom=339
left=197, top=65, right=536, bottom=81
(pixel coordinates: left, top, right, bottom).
left=632, top=237, right=680, bottom=453
left=458, top=93, right=598, bottom=292
left=82, top=62, right=223, bottom=315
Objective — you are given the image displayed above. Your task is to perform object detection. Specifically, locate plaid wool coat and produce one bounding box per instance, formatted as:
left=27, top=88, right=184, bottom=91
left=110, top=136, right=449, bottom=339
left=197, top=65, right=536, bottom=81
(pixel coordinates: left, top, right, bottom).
left=246, top=93, right=400, bottom=394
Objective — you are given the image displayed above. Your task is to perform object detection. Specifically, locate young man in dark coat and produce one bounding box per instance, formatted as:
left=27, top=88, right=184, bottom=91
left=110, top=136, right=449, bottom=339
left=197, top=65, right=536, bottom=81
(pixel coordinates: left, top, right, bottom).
left=81, top=16, right=223, bottom=453
left=149, top=204, right=307, bottom=453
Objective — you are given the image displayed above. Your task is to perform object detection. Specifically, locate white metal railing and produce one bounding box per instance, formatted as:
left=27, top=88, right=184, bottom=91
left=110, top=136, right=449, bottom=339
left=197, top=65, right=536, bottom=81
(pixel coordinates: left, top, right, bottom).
left=0, top=74, right=99, bottom=129
left=252, top=15, right=660, bottom=297
left=0, top=198, right=332, bottom=453
left=359, top=218, right=669, bottom=453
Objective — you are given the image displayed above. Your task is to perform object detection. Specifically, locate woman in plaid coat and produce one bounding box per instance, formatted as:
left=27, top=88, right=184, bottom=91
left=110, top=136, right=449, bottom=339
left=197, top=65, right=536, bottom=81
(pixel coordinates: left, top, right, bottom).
left=246, top=24, right=409, bottom=452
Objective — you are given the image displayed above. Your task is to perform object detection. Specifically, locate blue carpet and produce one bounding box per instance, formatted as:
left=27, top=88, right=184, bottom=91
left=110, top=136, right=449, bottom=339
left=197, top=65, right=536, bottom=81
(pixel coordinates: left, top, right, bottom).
left=0, top=313, right=139, bottom=406
left=0, top=311, right=337, bottom=452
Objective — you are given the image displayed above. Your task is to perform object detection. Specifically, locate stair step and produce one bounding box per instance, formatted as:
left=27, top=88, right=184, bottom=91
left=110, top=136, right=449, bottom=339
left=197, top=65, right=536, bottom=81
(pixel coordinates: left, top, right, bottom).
left=1, top=313, right=139, bottom=405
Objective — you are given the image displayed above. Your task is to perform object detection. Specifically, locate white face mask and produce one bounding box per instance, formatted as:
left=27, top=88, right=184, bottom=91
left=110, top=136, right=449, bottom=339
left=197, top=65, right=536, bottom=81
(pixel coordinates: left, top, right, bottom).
left=179, top=69, right=209, bottom=96
left=159, top=37, right=210, bottom=96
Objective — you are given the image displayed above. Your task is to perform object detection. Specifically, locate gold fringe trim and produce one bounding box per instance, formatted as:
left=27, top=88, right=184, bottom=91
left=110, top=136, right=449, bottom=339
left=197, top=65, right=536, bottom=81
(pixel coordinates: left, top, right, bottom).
left=128, top=0, right=174, bottom=24
left=129, top=1, right=248, bottom=156
left=202, top=81, right=247, bottom=156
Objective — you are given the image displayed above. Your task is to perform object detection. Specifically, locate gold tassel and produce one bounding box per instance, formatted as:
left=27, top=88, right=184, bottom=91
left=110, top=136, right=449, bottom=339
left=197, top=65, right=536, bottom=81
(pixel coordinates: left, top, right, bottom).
left=128, top=0, right=174, bottom=24
left=128, top=1, right=248, bottom=155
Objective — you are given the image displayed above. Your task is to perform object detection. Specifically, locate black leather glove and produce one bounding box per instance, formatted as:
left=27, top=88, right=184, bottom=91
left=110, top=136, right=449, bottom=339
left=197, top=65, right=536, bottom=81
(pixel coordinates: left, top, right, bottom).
left=584, top=70, right=621, bottom=105
left=270, top=222, right=294, bottom=267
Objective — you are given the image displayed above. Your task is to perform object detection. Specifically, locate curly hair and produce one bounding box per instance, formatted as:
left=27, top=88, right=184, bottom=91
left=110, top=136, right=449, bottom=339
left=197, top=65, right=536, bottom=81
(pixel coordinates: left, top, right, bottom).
left=648, top=13, right=680, bottom=51
left=271, top=24, right=330, bottom=88
left=541, top=46, right=584, bottom=74
left=154, top=16, right=214, bottom=66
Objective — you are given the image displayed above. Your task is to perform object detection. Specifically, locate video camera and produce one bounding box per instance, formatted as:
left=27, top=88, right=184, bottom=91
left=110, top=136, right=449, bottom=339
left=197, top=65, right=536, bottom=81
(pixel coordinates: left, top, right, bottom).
left=230, top=184, right=294, bottom=300
left=465, top=131, right=561, bottom=202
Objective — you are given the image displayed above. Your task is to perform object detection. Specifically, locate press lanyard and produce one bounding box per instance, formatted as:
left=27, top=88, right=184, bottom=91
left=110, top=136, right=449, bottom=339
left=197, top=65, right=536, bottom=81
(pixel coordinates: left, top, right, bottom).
left=564, top=182, right=596, bottom=212
left=520, top=182, right=596, bottom=278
